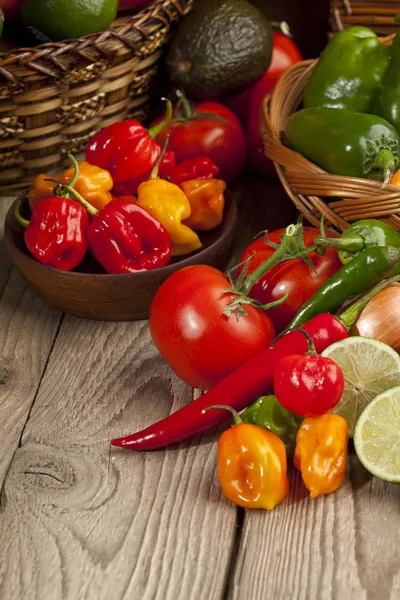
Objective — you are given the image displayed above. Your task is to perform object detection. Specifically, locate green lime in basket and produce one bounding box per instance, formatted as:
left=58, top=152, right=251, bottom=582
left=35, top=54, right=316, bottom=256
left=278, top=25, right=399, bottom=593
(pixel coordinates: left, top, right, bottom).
left=354, top=386, right=400, bottom=483
left=321, top=337, right=400, bottom=436
left=21, top=0, right=118, bottom=42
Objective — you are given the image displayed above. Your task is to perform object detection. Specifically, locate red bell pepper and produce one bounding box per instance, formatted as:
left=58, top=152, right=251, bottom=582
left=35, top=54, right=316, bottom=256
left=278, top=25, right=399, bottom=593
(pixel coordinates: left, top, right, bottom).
left=166, top=157, right=219, bottom=185
left=110, top=278, right=393, bottom=451
left=85, top=100, right=173, bottom=186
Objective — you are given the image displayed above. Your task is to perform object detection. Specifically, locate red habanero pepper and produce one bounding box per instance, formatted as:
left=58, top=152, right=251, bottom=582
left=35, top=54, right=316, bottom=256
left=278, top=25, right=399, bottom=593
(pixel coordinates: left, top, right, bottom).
left=15, top=196, right=89, bottom=271
left=110, top=279, right=393, bottom=450
left=15, top=159, right=89, bottom=271
left=86, top=100, right=173, bottom=186
left=58, top=170, right=172, bottom=274
left=112, top=150, right=176, bottom=197
left=167, top=157, right=219, bottom=185
left=274, top=329, right=344, bottom=417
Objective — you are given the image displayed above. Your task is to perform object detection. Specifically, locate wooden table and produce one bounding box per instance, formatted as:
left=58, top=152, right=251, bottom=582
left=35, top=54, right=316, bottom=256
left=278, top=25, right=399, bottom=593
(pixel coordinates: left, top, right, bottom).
left=1, top=175, right=400, bottom=600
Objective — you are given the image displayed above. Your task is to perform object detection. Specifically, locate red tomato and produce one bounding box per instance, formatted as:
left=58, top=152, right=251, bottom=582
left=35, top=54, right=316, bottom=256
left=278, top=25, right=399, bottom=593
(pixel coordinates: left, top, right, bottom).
left=227, top=32, right=302, bottom=125
left=239, top=227, right=342, bottom=333
left=151, top=101, right=246, bottom=182
left=150, top=265, right=276, bottom=390
left=274, top=354, right=344, bottom=416
left=1, top=0, right=22, bottom=18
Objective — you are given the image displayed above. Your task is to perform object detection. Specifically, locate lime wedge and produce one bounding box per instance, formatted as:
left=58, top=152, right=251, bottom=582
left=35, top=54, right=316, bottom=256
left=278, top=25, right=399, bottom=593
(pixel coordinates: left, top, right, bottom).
left=322, top=337, right=400, bottom=436
left=354, top=387, right=400, bottom=482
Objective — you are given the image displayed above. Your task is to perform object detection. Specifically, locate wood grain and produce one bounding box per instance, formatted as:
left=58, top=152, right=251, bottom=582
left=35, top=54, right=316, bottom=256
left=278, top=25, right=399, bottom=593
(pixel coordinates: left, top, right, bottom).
left=0, top=197, right=62, bottom=489
left=0, top=317, right=237, bottom=600
left=228, top=456, right=400, bottom=600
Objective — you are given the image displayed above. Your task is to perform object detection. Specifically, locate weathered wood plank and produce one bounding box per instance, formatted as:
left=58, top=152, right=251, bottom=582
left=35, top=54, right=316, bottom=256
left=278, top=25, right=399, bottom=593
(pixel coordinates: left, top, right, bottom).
left=228, top=441, right=400, bottom=599
left=0, top=177, right=295, bottom=600
left=0, top=198, right=63, bottom=488
left=0, top=317, right=237, bottom=600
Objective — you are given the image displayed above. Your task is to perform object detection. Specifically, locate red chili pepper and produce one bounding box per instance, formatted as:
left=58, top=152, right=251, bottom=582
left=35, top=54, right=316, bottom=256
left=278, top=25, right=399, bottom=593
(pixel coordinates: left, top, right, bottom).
left=112, top=150, right=177, bottom=197
left=274, top=330, right=344, bottom=417
left=110, top=277, right=393, bottom=450
left=167, top=157, right=219, bottom=185
left=85, top=100, right=173, bottom=185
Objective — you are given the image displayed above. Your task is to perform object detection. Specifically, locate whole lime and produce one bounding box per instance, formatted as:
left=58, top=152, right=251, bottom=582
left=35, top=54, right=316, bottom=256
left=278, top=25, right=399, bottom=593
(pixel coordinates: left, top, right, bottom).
left=21, top=0, right=118, bottom=41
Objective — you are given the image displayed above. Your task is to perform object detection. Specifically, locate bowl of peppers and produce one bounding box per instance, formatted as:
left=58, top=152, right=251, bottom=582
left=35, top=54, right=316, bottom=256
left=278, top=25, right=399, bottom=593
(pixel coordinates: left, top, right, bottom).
left=4, top=113, right=237, bottom=321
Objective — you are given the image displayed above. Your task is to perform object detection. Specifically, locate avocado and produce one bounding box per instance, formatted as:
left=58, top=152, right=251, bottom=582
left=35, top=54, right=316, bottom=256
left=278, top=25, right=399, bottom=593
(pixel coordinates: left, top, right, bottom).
left=166, top=0, right=273, bottom=101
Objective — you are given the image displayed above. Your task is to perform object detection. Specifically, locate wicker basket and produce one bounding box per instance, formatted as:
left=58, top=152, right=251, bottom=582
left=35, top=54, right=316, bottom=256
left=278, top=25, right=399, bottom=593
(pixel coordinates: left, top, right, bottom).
left=0, top=0, right=192, bottom=194
left=330, top=1, right=400, bottom=37
left=261, top=34, right=400, bottom=232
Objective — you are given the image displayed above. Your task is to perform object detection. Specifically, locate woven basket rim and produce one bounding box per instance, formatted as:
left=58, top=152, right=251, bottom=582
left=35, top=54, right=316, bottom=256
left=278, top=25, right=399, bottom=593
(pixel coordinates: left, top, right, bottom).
left=0, top=0, right=188, bottom=57
left=261, top=32, right=400, bottom=231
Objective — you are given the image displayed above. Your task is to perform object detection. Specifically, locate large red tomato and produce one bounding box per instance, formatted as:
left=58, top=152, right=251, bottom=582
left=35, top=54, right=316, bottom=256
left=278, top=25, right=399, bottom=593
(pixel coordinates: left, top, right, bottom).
left=150, top=265, right=276, bottom=390
left=239, top=227, right=341, bottom=333
left=151, top=99, right=246, bottom=182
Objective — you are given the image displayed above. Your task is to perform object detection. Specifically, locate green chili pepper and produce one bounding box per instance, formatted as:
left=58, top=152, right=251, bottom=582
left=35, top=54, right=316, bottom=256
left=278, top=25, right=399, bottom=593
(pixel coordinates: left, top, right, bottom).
left=315, top=219, right=400, bottom=266
left=241, top=395, right=302, bottom=457
left=284, top=107, right=400, bottom=182
left=290, top=245, right=400, bottom=328
left=374, top=27, right=400, bottom=135
left=304, top=26, right=390, bottom=113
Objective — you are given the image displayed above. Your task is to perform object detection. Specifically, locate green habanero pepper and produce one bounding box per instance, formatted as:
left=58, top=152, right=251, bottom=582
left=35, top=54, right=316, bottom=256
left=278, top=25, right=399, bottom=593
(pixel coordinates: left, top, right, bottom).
left=241, top=395, right=302, bottom=458
left=374, top=27, right=400, bottom=135
left=304, top=26, right=390, bottom=113
left=284, top=107, right=400, bottom=181
left=315, top=219, right=400, bottom=266
left=290, top=245, right=400, bottom=328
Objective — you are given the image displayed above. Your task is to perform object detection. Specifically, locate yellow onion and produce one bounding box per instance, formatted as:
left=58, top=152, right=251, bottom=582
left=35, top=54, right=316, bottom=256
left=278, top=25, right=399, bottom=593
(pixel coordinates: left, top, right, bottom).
left=350, top=283, right=400, bottom=353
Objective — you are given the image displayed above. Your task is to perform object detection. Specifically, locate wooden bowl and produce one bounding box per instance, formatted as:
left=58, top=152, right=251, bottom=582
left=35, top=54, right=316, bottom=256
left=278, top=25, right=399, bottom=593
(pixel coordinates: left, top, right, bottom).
left=4, top=193, right=237, bottom=321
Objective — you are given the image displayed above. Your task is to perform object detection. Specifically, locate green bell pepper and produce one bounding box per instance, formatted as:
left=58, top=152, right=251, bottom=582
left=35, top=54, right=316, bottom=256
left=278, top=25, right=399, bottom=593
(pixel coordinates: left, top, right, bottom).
left=304, top=26, right=390, bottom=113
left=374, top=29, right=400, bottom=134
left=315, top=219, right=400, bottom=267
left=284, top=107, right=400, bottom=181
left=241, top=395, right=302, bottom=457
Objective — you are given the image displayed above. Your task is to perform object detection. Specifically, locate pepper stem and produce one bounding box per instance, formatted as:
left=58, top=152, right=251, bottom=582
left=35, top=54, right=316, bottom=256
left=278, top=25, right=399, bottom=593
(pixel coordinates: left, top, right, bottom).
left=14, top=197, right=30, bottom=229
left=271, top=326, right=317, bottom=354
left=338, top=275, right=400, bottom=331
left=314, top=234, right=365, bottom=253
left=60, top=185, right=99, bottom=217
left=372, top=149, right=395, bottom=182
left=149, top=135, right=169, bottom=181
left=148, top=99, right=173, bottom=140
left=202, top=405, right=243, bottom=426
left=67, top=153, right=80, bottom=189
left=175, top=88, right=194, bottom=121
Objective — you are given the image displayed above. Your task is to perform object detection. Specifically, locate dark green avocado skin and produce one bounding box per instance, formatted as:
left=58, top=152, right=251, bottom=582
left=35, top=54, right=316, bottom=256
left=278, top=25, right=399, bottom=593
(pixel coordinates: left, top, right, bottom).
left=166, top=0, right=273, bottom=100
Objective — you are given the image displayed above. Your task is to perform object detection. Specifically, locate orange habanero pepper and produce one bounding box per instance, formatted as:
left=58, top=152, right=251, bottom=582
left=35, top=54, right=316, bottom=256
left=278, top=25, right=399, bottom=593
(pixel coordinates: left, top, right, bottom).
left=204, top=405, right=289, bottom=510
left=28, top=161, right=113, bottom=212
left=294, top=413, right=348, bottom=499
left=180, top=179, right=226, bottom=231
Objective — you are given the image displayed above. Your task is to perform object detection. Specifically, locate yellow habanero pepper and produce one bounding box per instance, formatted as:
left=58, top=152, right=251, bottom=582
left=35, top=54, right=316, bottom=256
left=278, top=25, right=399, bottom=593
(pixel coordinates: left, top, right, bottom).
left=137, top=141, right=202, bottom=257
left=28, top=161, right=113, bottom=212
left=180, top=178, right=226, bottom=231
left=204, top=405, right=289, bottom=510
left=294, top=414, right=348, bottom=499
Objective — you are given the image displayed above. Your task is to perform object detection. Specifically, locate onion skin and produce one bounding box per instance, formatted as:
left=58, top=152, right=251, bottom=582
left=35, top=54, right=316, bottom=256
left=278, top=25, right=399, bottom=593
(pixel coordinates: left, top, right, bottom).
left=350, top=283, right=400, bottom=353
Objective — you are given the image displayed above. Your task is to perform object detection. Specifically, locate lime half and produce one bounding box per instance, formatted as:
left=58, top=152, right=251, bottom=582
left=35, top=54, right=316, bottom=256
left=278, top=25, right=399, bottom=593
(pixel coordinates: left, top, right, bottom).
left=354, top=387, right=400, bottom=482
left=322, top=337, right=400, bottom=436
